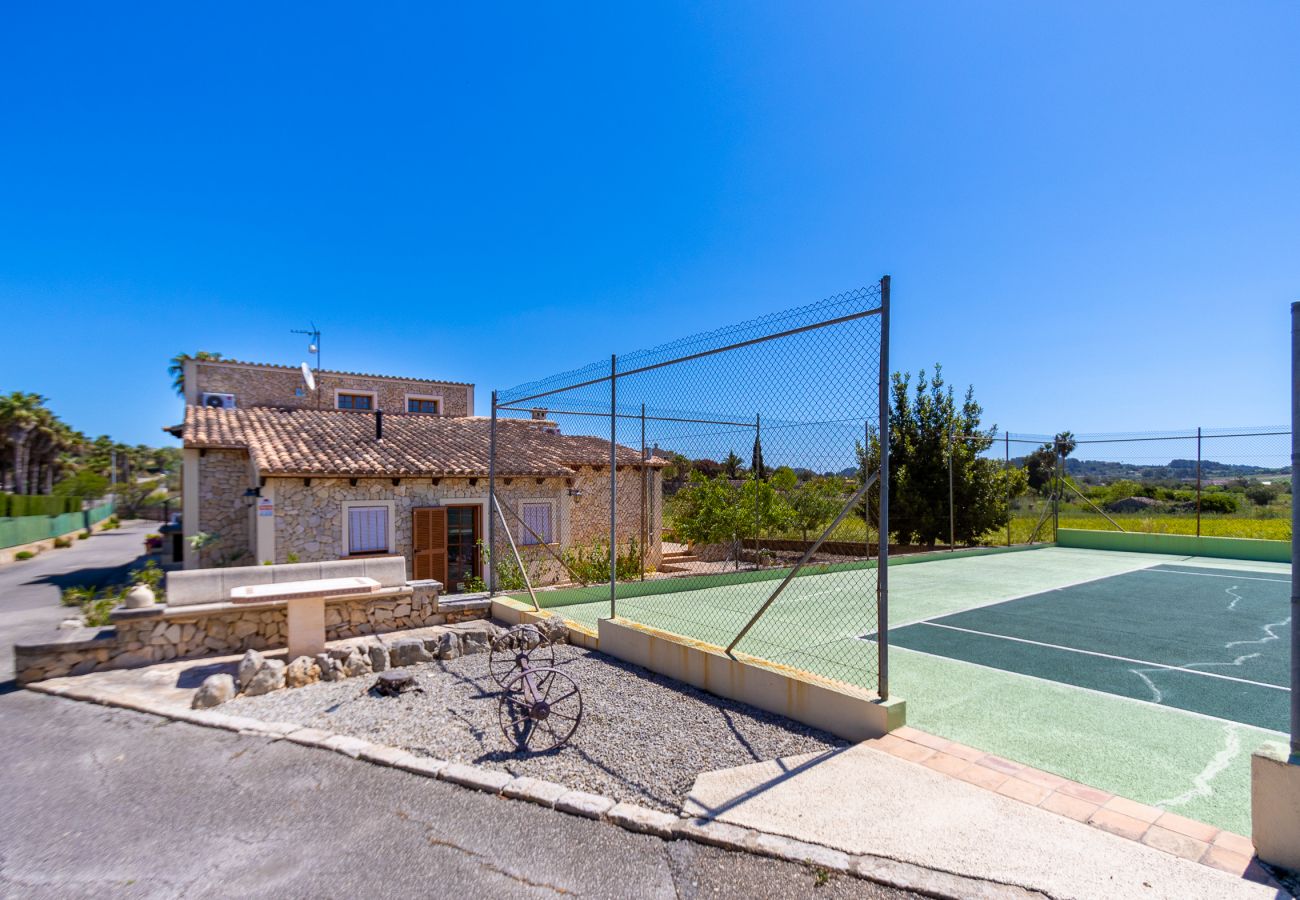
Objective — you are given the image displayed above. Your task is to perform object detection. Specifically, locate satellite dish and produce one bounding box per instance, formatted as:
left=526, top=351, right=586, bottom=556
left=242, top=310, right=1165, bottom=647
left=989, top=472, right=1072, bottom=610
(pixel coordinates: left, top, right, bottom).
left=301, top=362, right=316, bottom=392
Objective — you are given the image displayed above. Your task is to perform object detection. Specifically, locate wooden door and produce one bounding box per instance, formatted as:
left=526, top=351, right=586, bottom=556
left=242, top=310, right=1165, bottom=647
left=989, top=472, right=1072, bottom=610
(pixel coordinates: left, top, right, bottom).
left=412, top=507, right=448, bottom=584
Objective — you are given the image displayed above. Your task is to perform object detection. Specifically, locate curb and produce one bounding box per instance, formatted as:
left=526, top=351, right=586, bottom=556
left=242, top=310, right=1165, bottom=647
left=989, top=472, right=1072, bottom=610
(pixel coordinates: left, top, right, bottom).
left=26, top=680, right=1049, bottom=899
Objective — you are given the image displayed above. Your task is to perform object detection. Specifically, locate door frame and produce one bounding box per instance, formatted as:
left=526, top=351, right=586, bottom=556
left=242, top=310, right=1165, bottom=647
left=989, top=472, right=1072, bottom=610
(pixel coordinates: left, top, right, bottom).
left=444, top=501, right=485, bottom=588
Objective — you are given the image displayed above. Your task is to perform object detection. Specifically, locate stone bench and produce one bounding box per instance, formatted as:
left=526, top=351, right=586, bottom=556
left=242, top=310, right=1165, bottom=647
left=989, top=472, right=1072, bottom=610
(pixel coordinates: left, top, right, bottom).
left=166, top=557, right=409, bottom=608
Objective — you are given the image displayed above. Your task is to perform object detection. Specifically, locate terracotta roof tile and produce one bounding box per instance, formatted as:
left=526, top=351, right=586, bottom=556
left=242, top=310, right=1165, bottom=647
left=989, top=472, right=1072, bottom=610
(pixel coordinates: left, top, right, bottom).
left=182, top=406, right=664, bottom=478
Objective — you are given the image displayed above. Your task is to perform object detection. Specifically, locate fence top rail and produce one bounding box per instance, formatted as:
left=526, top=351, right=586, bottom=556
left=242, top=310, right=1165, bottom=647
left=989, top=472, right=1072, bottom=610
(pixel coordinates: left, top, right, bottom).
left=951, top=427, right=1288, bottom=445
left=497, top=283, right=884, bottom=406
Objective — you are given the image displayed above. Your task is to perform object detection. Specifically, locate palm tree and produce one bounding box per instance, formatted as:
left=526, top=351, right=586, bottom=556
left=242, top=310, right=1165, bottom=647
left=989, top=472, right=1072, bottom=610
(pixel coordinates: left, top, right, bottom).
left=168, top=351, right=223, bottom=396
left=1053, top=431, right=1077, bottom=458
left=0, top=392, right=45, bottom=494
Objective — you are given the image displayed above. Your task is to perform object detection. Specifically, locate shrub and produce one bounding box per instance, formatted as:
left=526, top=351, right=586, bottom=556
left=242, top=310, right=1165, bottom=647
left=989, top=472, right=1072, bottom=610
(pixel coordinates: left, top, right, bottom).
left=14, top=550, right=35, bottom=560
left=129, top=559, right=165, bottom=601
left=61, top=586, right=94, bottom=607
left=78, top=530, right=91, bottom=540
left=1245, top=483, right=1282, bottom=507
left=53, top=536, right=72, bottom=549
left=560, top=538, right=642, bottom=585
left=1198, top=492, right=1239, bottom=514
left=81, top=591, right=120, bottom=627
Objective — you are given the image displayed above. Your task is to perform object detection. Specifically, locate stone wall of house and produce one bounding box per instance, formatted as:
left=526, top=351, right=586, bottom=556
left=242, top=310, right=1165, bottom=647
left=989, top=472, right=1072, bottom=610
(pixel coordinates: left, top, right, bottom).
left=267, top=468, right=663, bottom=587
left=197, top=449, right=254, bottom=568
left=567, top=466, right=664, bottom=571
left=12, top=584, right=491, bottom=685
left=193, top=360, right=472, bottom=416
left=271, top=476, right=569, bottom=587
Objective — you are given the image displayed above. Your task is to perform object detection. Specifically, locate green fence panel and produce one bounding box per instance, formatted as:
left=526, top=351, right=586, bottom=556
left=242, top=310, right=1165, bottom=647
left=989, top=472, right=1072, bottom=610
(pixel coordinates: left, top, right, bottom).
left=0, top=500, right=116, bottom=549
left=87, top=501, right=115, bottom=525
left=1056, top=528, right=1290, bottom=563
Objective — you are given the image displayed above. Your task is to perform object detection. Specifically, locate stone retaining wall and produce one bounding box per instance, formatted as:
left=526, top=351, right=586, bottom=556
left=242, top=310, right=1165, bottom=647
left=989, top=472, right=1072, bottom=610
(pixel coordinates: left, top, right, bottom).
left=14, top=583, right=489, bottom=685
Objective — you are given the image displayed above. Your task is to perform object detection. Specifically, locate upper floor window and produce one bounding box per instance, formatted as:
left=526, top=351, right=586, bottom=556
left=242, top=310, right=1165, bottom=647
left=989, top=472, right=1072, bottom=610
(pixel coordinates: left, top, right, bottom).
left=337, top=393, right=373, bottom=410
left=408, top=398, right=440, bottom=415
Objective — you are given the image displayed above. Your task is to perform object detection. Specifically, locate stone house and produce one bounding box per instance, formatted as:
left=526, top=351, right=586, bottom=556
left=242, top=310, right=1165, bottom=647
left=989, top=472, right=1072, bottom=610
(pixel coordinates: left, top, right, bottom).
left=175, top=360, right=664, bottom=592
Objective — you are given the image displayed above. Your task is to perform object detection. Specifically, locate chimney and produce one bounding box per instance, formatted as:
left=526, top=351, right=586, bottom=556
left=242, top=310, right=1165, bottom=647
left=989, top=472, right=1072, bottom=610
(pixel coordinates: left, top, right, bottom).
left=531, top=408, right=548, bottom=420
left=375, top=409, right=383, bottom=440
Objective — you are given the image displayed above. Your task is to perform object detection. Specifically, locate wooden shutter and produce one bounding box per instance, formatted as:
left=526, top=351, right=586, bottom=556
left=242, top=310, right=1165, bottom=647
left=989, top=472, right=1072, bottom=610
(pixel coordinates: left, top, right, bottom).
left=412, top=507, right=448, bottom=584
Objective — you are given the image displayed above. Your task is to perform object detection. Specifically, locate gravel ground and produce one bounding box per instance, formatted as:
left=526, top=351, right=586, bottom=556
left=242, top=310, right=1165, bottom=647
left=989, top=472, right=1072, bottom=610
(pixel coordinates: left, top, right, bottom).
left=225, top=643, right=846, bottom=812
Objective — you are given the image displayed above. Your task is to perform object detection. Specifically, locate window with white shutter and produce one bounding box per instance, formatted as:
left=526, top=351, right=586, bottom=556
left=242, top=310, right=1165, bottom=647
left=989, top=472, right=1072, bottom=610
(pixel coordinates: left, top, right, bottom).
left=520, top=502, right=553, bottom=545
left=348, top=506, right=389, bottom=554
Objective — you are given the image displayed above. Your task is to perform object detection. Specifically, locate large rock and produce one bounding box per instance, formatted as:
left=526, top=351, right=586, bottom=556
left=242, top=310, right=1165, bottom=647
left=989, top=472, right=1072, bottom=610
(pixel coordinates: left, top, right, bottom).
left=237, top=649, right=265, bottom=691
left=242, top=659, right=286, bottom=696
left=453, top=621, right=500, bottom=654
left=315, top=653, right=345, bottom=682
left=391, top=638, right=433, bottom=667
left=344, top=649, right=372, bottom=678
left=435, top=631, right=461, bottom=661
left=368, top=643, right=390, bottom=672
left=192, top=673, right=235, bottom=709
left=285, top=655, right=320, bottom=688
left=536, top=616, right=569, bottom=645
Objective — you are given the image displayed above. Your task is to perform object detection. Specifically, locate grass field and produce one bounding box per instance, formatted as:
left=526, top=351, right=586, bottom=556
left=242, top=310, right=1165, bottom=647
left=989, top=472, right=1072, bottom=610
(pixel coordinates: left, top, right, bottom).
left=760, top=507, right=1293, bottom=547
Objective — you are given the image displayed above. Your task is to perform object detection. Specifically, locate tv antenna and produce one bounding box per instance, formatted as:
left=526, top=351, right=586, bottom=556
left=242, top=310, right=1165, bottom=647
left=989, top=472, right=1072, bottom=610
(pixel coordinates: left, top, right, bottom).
left=292, top=324, right=321, bottom=407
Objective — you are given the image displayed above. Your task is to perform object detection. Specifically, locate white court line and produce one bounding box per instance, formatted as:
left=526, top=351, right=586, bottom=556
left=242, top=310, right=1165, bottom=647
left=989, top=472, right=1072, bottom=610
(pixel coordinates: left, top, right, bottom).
left=889, top=562, right=1167, bottom=628
left=916, top=621, right=1290, bottom=692
left=888, top=643, right=1288, bottom=735
left=1141, top=568, right=1290, bottom=585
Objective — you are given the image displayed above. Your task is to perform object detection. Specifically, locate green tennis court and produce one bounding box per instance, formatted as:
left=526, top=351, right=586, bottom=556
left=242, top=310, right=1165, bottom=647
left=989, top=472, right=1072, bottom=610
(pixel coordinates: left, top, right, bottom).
left=881, top=563, right=1290, bottom=732
left=523, top=545, right=1291, bottom=834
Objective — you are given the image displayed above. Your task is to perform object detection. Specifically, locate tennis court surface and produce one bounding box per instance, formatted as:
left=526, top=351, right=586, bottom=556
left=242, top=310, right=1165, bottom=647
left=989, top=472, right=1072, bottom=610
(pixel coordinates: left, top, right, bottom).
left=530, top=546, right=1291, bottom=833
left=880, top=562, right=1291, bottom=732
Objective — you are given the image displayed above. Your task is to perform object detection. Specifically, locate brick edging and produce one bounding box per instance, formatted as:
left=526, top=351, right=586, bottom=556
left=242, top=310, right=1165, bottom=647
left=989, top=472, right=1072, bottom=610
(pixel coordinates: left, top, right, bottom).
left=26, top=681, right=1041, bottom=900
left=879, top=725, right=1274, bottom=885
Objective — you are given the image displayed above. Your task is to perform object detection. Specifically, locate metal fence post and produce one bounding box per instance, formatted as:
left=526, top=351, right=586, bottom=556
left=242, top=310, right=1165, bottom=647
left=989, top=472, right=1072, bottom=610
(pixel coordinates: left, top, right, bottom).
left=1196, top=426, right=1202, bottom=538
left=488, top=391, right=497, bottom=597
left=754, top=412, right=762, bottom=567
left=1290, top=301, right=1299, bottom=757
left=948, top=425, right=955, bottom=551
left=640, top=402, right=647, bottom=581
left=1005, top=431, right=1011, bottom=547
left=609, top=354, right=618, bottom=619
left=1053, top=448, right=1061, bottom=540
left=876, top=274, right=891, bottom=701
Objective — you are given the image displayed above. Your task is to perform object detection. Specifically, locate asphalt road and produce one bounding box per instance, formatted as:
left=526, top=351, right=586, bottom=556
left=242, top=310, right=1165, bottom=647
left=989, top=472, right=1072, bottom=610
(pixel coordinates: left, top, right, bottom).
left=0, top=520, right=154, bottom=681
left=0, top=690, right=913, bottom=899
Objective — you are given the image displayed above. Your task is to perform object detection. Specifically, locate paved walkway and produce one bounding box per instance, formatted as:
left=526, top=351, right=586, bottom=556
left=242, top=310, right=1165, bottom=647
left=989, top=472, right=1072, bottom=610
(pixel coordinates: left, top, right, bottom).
left=28, top=647, right=1295, bottom=899
left=683, top=740, right=1284, bottom=900
left=0, top=520, right=153, bottom=681
left=0, top=689, right=911, bottom=899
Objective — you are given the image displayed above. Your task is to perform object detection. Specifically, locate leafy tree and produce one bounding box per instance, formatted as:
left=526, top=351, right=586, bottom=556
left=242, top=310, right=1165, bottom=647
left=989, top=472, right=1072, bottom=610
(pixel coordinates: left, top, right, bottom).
left=168, top=351, right=223, bottom=396
left=1023, top=445, right=1057, bottom=492
left=856, top=365, right=1026, bottom=546
left=672, top=472, right=747, bottom=545
left=1245, top=483, right=1282, bottom=507
left=53, top=469, right=110, bottom=500
left=786, top=477, right=846, bottom=541
left=738, top=474, right=788, bottom=535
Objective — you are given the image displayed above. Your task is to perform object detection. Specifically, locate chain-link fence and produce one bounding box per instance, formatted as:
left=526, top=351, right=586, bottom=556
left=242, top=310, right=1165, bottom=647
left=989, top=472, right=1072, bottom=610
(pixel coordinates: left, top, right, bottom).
left=489, top=278, right=892, bottom=697
left=945, top=427, right=1291, bottom=547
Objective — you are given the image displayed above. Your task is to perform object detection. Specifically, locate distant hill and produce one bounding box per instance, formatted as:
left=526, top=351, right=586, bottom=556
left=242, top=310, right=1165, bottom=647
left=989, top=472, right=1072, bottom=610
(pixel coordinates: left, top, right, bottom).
left=1039, top=457, right=1288, bottom=483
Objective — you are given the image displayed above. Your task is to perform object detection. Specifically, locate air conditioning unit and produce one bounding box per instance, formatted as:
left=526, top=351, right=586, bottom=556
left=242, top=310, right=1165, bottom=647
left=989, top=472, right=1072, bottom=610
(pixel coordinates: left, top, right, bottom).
left=200, top=392, right=237, bottom=409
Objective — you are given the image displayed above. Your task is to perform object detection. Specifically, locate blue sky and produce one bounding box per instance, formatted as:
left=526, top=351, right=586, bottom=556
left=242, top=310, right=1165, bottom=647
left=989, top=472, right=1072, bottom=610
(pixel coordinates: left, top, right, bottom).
left=1, top=2, right=1297, bottom=448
